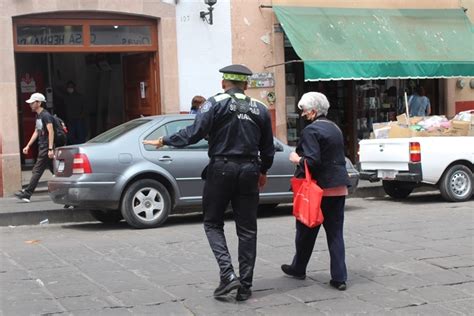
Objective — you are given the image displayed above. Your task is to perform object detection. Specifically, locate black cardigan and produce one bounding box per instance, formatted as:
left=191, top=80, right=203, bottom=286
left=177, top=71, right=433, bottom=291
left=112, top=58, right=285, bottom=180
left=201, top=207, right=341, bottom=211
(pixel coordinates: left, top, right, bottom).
left=294, top=116, right=350, bottom=189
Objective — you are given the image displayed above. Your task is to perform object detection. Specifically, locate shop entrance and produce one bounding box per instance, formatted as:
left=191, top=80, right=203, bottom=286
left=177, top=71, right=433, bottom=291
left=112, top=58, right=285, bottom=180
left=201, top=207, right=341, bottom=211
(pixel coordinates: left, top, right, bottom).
left=284, top=46, right=444, bottom=163
left=13, top=13, right=159, bottom=166
left=15, top=52, right=157, bottom=165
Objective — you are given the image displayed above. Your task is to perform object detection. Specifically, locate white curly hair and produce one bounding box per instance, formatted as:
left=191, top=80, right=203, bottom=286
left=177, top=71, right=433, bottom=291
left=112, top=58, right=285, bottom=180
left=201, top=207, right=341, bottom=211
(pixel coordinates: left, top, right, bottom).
left=297, top=92, right=330, bottom=116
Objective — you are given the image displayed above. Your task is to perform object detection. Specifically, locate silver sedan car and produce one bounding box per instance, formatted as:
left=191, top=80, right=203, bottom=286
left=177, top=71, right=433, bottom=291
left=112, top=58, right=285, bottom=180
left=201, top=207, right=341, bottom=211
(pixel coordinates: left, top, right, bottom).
left=49, top=115, right=358, bottom=228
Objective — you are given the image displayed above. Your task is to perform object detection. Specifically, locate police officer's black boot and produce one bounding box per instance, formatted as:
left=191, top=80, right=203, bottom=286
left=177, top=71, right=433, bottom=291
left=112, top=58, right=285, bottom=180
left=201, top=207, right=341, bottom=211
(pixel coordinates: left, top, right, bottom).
left=236, top=286, right=252, bottom=301
left=213, top=273, right=241, bottom=297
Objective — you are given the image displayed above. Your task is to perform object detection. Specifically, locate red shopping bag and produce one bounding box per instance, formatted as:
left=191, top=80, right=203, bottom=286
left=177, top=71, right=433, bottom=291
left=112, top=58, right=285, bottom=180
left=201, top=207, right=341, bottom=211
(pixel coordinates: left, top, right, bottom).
left=290, top=161, right=324, bottom=228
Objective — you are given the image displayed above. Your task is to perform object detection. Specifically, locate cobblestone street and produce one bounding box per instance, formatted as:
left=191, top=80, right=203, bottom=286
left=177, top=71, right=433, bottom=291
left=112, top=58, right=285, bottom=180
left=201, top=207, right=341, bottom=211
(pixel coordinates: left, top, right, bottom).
left=1, top=193, right=473, bottom=315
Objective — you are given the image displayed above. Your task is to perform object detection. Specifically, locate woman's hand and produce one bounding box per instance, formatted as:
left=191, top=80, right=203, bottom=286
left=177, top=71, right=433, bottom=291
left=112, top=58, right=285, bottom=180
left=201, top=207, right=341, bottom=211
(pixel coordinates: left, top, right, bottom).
left=289, top=152, right=301, bottom=165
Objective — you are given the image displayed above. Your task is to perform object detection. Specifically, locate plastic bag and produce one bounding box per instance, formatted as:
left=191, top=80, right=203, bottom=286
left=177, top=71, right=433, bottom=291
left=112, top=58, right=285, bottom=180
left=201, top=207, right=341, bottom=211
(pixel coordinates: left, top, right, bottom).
left=290, top=161, right=324, bottom=228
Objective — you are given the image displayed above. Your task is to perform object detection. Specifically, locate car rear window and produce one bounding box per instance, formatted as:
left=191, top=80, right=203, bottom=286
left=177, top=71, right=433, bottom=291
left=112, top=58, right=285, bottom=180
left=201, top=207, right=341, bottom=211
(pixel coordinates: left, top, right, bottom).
left=88, top=119, right=151, bottom=143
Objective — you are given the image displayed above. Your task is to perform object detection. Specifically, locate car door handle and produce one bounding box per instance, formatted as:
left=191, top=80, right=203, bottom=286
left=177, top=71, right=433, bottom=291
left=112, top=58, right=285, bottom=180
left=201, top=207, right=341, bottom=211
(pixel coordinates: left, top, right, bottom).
left=159, top=156, right=173, bottom=162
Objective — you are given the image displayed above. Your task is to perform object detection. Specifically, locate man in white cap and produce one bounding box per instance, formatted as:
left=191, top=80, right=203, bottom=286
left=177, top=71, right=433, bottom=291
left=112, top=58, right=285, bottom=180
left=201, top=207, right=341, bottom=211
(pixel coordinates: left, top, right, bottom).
left=14, top=93, right=55, bottom=202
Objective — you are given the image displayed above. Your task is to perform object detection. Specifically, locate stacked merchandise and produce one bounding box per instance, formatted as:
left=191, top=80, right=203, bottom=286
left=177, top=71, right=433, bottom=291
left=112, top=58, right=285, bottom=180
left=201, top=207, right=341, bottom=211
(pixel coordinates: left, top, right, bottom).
left=372, top=110, right=474, bottom=139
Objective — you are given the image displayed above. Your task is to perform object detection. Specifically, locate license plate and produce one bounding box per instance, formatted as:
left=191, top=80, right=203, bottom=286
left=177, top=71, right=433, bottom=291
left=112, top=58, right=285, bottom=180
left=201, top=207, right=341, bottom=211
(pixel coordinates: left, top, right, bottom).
left=378, top=170, right=398, bottom=179
left=57, top=161, right=65, bottom=173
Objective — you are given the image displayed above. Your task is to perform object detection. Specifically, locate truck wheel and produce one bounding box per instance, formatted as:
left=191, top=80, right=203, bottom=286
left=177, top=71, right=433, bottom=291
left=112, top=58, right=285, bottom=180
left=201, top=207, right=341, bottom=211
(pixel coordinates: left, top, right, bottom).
left=382, top=180, right=414, bottom=199
left=439, top=165, right=473, bottom=202
left=121, top=179, right=171, bottom=229
left=90, top=209, right=123, bottom=223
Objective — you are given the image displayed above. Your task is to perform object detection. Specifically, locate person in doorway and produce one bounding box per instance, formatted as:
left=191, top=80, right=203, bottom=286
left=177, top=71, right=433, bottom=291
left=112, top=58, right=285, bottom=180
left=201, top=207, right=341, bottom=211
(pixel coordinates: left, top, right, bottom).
left=408, top=86, right=431, bottom=117
left=64, top=81, right=87, bottom=144
left=190, top=95, right=206, bottom=114
left=281, top=92, right=350, bottom=291
left=144, top=64, right=275, bottom=301
left=14, top=93, right=55, bottom=203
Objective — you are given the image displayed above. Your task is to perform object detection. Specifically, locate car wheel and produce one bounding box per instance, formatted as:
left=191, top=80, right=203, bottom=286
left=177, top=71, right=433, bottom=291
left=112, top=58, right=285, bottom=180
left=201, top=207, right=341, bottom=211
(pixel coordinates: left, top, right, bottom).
left=90, top=209, right=123, bottom=223
left=121, top=179, right=171, bottom=228
left=439, top=164, right=473, bottom=202
left=382, top=180, right=414, bottom=199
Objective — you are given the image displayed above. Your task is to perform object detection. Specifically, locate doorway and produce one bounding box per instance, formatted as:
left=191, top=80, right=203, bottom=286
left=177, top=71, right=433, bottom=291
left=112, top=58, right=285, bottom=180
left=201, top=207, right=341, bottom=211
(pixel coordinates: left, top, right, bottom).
left=15, top=52, right=157, bottom=166
left=13, top=13, right=160, bottom=167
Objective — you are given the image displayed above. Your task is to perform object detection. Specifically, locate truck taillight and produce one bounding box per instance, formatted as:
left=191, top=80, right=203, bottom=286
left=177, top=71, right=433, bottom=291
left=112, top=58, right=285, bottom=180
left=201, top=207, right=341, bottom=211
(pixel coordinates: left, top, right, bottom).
left=409, top=142, right=421, bottom=163
left=73, top=154, right=92, bottom=174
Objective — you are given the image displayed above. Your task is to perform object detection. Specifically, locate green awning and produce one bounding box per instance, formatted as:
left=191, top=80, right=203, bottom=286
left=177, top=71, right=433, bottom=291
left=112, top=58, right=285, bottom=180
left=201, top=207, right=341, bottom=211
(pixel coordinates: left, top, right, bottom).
left=274, top=7, right=474, bottom=81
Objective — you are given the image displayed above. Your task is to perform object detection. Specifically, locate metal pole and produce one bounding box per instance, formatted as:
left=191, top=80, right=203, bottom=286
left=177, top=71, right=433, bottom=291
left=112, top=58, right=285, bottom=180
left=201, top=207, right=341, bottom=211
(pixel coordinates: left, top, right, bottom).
left=264, top=60, right=303, bottom=69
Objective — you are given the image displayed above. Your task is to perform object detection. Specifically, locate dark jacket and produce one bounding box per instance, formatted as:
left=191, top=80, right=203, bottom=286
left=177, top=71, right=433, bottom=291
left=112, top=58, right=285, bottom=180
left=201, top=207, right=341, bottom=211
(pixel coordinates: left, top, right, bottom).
left=295, top=116, right=350, bottom=189
left=163, top=88, right=275, bottom=174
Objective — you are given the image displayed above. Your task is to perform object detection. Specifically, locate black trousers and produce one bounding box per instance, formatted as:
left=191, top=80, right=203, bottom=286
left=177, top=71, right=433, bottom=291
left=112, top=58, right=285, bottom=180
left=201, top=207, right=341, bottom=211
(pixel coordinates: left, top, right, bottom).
left=291, top=196, right=347, bottom=282
left=25, top=147, right=54, bottom=196
left=203, top=159, right=260, bottom=288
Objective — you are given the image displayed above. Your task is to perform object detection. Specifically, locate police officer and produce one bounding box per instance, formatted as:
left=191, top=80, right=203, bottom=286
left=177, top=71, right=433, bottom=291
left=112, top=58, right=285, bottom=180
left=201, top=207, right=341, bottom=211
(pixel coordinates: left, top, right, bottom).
left=143, top=64, right=275, bottom=301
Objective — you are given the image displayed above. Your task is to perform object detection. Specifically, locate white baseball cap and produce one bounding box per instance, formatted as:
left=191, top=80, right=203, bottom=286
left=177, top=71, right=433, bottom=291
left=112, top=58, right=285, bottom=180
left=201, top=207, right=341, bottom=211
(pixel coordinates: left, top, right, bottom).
left=26, top=92, right=46, bottom=104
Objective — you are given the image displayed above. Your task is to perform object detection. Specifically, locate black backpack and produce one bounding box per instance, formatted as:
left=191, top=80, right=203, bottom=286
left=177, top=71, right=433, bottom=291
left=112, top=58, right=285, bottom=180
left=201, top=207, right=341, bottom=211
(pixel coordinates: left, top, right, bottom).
left=52, top=115, right=68, bottom=147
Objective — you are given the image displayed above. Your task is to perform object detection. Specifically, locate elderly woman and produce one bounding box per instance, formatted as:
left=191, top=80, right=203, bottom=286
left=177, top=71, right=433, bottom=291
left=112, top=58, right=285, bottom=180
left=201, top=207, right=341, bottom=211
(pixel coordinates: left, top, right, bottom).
left=281, top=92, right=350, bottom=291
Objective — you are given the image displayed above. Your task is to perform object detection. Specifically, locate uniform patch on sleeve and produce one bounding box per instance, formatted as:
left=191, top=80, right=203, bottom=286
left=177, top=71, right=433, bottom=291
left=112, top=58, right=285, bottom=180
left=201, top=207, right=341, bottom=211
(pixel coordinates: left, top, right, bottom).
left=199, top=101, right=213, bottom=113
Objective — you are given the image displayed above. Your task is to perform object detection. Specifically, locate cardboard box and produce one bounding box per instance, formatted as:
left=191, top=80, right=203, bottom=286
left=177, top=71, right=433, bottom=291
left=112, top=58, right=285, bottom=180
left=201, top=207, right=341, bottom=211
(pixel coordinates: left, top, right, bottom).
left=396, top=114, right=410, bottom=126
left=373, top=126, right=391, bottom=139
left=387, top=125, right=445, bottom=138
left=446, top=120, right=471, bottom=136
left=388, top=124, right=412, bottom=138
left=379, top=114, right=473, bottom=139
left=415, top=129, right=444, bottom=137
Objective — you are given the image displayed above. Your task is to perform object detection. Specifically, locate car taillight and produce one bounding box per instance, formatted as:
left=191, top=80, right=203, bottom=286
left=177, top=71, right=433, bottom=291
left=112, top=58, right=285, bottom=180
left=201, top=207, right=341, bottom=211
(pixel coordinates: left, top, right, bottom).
left=73, top=154, right=92, bottom=174
left=409, top=142, right=421, bottom=163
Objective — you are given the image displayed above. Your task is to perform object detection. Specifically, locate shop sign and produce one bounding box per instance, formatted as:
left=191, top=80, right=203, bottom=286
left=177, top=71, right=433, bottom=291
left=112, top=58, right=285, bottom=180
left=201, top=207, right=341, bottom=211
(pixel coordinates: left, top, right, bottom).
left=90, top=25, right=152, bottom=46
left=248, top=72, right=275, bottom=88
left=17, top=26, right=83, bottom=45
left=16, top=25, right=152, bottom=46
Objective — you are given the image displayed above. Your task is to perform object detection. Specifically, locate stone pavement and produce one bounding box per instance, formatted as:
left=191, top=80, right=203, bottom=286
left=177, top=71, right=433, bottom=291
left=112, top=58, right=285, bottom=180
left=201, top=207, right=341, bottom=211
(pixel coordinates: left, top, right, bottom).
left=1, top=193, right=473, bottom=315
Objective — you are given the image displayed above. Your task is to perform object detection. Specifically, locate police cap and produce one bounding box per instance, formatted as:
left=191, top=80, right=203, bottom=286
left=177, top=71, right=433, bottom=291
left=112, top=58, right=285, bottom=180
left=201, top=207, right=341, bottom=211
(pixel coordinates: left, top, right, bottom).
left=219, top=64, right=252, bottom=82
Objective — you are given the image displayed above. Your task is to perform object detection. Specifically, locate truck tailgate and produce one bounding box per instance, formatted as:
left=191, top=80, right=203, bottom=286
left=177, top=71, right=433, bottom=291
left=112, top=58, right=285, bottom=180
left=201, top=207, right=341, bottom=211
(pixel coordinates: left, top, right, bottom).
left=359, top=139, right=410, bottom=171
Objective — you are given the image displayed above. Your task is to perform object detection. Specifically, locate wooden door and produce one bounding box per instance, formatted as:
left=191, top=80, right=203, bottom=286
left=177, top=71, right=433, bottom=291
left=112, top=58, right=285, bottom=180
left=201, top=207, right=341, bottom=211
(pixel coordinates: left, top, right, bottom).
left=123, top=53, right=159, bottom=121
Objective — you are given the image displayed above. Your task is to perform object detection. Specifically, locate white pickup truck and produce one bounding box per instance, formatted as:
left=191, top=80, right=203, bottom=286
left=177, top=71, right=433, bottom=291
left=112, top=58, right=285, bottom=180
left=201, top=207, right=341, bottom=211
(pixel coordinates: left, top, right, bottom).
left=359, top=137, right=474, bottom=202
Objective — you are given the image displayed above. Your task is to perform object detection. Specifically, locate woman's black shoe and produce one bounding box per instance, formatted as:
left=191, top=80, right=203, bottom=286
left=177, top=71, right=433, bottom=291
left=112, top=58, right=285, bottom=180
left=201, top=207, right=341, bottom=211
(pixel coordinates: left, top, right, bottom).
left=213, top=274, right=241, bottom=297
left=236, top=287, right=252, bottom=301
left=281, top=264, right=306, bottom=280
left=329, top=280, right=347, bottom=291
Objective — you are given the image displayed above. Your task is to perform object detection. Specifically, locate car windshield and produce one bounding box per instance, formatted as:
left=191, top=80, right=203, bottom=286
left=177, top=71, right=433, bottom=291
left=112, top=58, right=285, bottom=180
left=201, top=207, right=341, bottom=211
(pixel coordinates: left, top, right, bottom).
left=88, top=119, right=151, bottom=143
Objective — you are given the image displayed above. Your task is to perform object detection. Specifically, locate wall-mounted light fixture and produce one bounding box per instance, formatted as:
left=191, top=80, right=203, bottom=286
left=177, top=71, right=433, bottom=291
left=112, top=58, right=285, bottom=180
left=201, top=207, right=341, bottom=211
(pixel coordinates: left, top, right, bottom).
left=200, top=0, right=217, bottom=25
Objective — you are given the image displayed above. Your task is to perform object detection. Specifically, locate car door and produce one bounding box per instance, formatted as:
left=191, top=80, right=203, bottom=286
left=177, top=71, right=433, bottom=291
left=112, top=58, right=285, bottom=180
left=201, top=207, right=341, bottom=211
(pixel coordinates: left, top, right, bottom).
left=260, top=139, right=294, bottom=199
left=141, top=119, right=209, bottom=200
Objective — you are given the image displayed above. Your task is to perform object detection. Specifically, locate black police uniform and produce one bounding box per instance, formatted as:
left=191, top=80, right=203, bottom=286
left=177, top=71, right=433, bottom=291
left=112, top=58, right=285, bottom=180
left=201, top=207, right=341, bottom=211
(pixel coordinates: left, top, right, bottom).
left=162, top=66, right=275, bottom=293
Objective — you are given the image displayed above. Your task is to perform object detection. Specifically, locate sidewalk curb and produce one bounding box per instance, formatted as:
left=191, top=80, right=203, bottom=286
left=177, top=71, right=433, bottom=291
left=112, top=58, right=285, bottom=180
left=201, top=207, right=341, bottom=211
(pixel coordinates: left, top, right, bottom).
left=0, top=208, right=94, bottom=227
left=0, top=185, right=437, bottom=227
